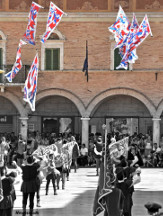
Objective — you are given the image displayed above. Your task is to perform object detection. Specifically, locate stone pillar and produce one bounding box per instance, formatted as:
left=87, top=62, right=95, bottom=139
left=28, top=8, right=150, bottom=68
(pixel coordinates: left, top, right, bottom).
left=19, top=117, right=28, bottom=141
left=81, top=117, right=90, bottom=148
left=152, top=118, right=161, bottom=146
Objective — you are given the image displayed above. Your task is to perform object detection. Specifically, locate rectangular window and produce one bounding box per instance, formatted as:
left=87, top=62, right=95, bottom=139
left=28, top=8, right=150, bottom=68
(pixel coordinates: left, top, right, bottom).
left=45, top=48, right=60, bottom=70
left=114, top=48, right=129, bottom=70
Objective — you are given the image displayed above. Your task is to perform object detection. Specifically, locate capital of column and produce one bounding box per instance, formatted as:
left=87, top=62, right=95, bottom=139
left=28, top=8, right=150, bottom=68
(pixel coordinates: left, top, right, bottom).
left=81, top=117, right=90, bottom=121
left=19, top=117, right=28, bottom=120
left=152, top=118, right=161, bottom=121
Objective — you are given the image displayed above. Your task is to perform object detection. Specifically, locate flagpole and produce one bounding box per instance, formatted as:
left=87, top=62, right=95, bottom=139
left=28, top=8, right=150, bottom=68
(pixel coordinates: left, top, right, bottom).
left=102, top=124, right=107, bottom=188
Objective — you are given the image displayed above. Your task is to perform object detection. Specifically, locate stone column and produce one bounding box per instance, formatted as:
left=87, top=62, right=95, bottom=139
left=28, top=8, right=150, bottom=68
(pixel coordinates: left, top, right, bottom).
left=152, top=118, right=161, bottom=146
left=19, top=117, right=28, bottom=141
left=81, top=117, right=90, bottom=148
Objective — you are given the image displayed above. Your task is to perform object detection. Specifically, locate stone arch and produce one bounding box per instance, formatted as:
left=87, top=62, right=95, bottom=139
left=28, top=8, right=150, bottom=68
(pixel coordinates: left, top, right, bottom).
left=86, top=88, right=156, bottom=117
left=0, top=91, right=26, bottom=116
left=27, top=88, right=86, bottom=116
left=51, top=29, right=66, bottom=40
left=156, top=100, right=163, bottom=118
left=0, top=30, right=7, bottom=40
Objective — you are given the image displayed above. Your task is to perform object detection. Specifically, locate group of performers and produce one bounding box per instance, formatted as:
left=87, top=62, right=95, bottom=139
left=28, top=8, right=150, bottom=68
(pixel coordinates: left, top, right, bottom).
left=0, top=135, right=79, bottom=216
left=93, top=131, right=163, bottom=216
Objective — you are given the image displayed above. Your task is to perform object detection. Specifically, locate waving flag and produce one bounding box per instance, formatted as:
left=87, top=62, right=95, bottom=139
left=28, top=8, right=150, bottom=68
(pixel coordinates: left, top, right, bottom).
left=24, top=53, right=39, bottom=111
left=23, top=2, right=43, bottom=45
left=5, top=40, right=27, bottom=82
left=109, top=5, right=130, bottom=48
left=109, top=6, right=152, bottom=70
left=41, top=2, right=64, bottom=43
left=117, top=14, right=152, bottom=69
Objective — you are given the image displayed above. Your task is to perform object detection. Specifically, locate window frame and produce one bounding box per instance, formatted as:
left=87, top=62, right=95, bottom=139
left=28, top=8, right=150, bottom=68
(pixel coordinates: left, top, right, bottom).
left=41, top=29, right=65, bottom=71
left=0, top=31, right=6, bottom=83
left=110, top=37, right=132, bottom=71
left=45, top=48, right=60, bottom=70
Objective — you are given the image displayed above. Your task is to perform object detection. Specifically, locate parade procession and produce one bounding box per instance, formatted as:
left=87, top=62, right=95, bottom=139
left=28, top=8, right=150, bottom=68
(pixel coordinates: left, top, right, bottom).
left=0, top=0, right=163, bottom=216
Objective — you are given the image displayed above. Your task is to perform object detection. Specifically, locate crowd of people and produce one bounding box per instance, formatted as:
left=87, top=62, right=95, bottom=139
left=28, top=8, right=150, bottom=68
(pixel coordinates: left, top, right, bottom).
left=0, top=132, right=82, bottom=216
left=0, top=130, right=163, bottom=216
left=88, top=132, right=163, bottom=170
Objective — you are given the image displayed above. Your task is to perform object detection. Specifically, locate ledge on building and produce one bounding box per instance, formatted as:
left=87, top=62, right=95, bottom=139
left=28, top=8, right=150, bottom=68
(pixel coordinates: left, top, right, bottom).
left=0, top=83, right=24, bottom=92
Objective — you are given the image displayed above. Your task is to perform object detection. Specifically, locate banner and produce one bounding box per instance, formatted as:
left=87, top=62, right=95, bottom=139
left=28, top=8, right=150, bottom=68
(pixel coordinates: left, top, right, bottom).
left=5, top=40, right=26, bottom=82
left=93, top=146, right=116, bottom=215
left=109, top=136, right=129, bottom=159
left=23, top=53, right=39, bottom=111
left=109, top=6, right=152, bottom=70
left=41, top=2, right=64, bottom=43
left=23, top=2, right=43, bottom=45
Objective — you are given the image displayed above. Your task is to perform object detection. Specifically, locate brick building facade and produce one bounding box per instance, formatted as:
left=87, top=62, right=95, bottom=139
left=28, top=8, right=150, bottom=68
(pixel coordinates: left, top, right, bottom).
left=0, top=0, right=163, bottom=146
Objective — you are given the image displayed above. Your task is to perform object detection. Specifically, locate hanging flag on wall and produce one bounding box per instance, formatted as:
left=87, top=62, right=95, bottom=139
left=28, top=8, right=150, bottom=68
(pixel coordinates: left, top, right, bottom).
left=41, top=2, right=65, bottom=43
left=5, top=40, right=27, bottom=82
left=23, top=2, right=43, bottom=45
left=82, top=40, right=88, bottom=82
left=23, top=53, right=39, bottom=112
left=109, top=5, right=152, bottom=70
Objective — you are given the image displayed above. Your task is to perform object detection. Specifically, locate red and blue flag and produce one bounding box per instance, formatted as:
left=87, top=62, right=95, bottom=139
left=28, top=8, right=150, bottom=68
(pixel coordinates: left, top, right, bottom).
left=109, top=6, right=152, bottom=70
left=23, top=2, right=43, bottom=45
left=41, top=2, right=64, bottom=43
left=24, top=53, right=39, bottom=112
left=109, top=6, right=130, bottom=48
left=118, top=14, right=152, bottom=69
left=5, top=40, right=27, bottom=82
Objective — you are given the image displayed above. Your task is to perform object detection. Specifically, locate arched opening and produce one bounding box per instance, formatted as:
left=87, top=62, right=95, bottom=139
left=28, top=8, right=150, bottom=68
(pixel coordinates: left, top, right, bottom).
left=89, top=95, right=152, bottom=136
left=0, top=96, right=20, bottom=135
left=28, top=95, right=82, bottom=140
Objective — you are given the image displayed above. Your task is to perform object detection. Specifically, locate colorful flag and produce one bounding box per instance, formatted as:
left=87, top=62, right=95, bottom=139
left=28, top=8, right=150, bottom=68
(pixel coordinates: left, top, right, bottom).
left=41, top=2, right=64, bottom=43
left=117, top=14, right=152, bottom=69
left=5, top=40, right=27, bottom=82
left=109, top=5, right=152, bottom=70
left=23, top=53, right=39, bottom=111
left=23, top=2, right=43, bottom=45
left=119, top=13, right=139, bottom=60
left=82, top=40, right=88, bottom=82
left=109, top=5, right=131, bottom=48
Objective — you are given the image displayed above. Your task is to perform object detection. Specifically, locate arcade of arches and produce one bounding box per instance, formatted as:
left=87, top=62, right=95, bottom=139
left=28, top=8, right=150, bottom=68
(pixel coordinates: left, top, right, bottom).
left=1, top=92, right=163, bottom=147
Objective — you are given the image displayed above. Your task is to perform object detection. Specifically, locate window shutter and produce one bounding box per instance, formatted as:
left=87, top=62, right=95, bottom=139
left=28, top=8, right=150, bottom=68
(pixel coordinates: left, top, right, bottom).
left=53, top=48, right=60, bottom=70
left=45, top=49, right=52, bottom=70
left=0, top=48, right=3, bottom=82
left=0, top=48, right=2, bottom=68
left=114, top=48, right=128, bottom=70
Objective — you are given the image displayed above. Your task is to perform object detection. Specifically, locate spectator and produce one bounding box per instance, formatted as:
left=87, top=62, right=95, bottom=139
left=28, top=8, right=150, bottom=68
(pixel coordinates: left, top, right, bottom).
left=79, top=144, right=88, bottom=167
left=71, top=138, right=79, bottom=173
